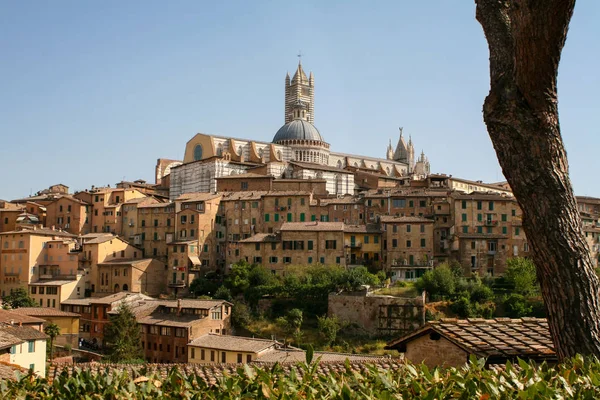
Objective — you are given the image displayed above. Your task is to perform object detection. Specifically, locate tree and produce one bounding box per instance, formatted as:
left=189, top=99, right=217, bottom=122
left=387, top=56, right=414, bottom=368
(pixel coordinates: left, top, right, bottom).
left=2, top=287, right=37, bottom=308
left=213, top=286, right=233, bottom=302
left=103, top=302, right=143, bottom=362
left=415, top=264, right=457, bottom=299
left=476, top=0, right=600, bottom=358
left=504, top=257, right=539, bottom=296
left=317, top=315, right=340, bottom=347
left=44, top=323, right=60, bottom=360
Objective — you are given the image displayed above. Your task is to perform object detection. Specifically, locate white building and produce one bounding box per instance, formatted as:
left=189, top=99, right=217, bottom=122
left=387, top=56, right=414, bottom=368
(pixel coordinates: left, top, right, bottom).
left=0, top=323, right=48, bottom=377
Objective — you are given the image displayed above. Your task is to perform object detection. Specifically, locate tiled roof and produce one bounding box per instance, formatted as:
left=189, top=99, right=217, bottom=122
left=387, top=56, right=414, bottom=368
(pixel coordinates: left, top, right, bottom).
left=97, top=258, right=152, bottom=266
left=451, top=192, right=515, bottom=201
left=0, top=330, right=24, bottom=350
left=175, top=193, right=222, bottom=203
left=379, top=216, right=434, bottom=223
left=137, top=202, right=174, bottom=209
left=48, top=358, right=403, bottom=385
left=386, top=318, right=555, bottom=360
left=262, top=191, right=311, bottom=197
left=10, top=308, right=81, bottom=318
left=0, top=309, right=45, bottom=325
left=239, top=233, right=279, bottom=243
left=319, top=196, right=362, bottom=205
left=0, top=228, right=76, bottom=238
left=255, top=349, right=387, bottom=364
left=454, top=233, right=508, bottom=239
left=188, top=334, right=279, bottom=353
left=220, top=191, right=268, bottom=201
left=0, top=323, right=48, bottom=341
left=0, top=361, right=28, bottom=380
left=343, top=224, right=381, bottom=233
left=216, top=173, right=273, bottom=180
left=83, top=234, right=119, bottom=244
left=280, top=221, right=345, bottom=232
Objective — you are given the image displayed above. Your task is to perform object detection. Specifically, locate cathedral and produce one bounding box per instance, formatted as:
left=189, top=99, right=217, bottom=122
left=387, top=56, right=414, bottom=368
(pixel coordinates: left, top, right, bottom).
left=166, top=61, right=430, bottom=200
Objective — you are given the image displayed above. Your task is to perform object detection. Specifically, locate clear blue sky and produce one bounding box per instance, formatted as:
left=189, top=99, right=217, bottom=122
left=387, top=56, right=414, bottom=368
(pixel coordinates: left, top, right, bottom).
left=1, top=1, right=598, bottom=200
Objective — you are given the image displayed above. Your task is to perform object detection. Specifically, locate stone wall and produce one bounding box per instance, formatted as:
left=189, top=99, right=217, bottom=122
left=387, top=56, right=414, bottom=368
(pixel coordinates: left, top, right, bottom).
left=404, top=334, right=467, bottom=368
left=328, top=291, right=425, bottom=337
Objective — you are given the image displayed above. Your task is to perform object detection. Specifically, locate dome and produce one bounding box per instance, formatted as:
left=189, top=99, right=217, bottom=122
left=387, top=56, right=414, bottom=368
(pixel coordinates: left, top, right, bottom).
left=273, top=119, right=323, bottom=143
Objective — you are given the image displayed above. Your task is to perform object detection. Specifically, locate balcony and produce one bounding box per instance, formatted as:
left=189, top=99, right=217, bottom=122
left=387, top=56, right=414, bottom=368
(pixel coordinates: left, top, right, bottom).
left=168, top=280, right=186, bottom=288
left=484, top=220, right=498, bottom=226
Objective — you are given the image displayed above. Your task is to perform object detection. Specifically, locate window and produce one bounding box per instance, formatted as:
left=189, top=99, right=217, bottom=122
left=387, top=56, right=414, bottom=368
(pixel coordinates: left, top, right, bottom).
left=287, top=213, right=292, bottom=222
left=283, top=257, right=292, bottom=264
left=221, top=352, right=226, bottom=363
left=320, top=257, right=325, bottom=264
left=269, top=256, right=278, bottom=263
left=512, top=209, right=516, bottom=216
left=325, top=240, right=337, bottom=249
left=488, top=241, right=498, bottom=252
left=211, top=351, right=215, bottom=362
left=406, top=240, right=412, bottom=248
left=274, top=214, right=279, bottom=222
left=307, top=257, right=313, bottom=264
left=515, top=227, right=520, bottom=236
left=180, top=215, right=187, bottom=224
left=193, top=144, right=203, bottom=161
left=264, top=214, right=270, bottom=222
left=212, top=310, right=222, bottom=320
left=191, top=348, right=195, bottom=359
left=300, top=213, right=305, bottom=222
left=237, top=353, right=243, bottom=363
left=477, top=201, right=482, bottom=210
left=489, top=201, right=494, bottom=211
left=374, top=236, right=379, bottom=244
left=406, top=225, right=411, bottom=233
left=502, top=226, right=507, bottom=234
left=477, top=213, right=482, bottom=222
left=471, top=241, right=476, bottom=250
left=477, top=226, right=483, bottom=234
left=201, top=349, right=205, bottom=360
left=392, top=239, right=398, bottom=248
left=160, top=327, right=172, bottom=336
left=392, top=225, right=398, bottom=233
left=28, top=341, right=35, bottom=353
left=501, top=214, right=507, bottom=222
left=364, top=236, right=369, bottom=244
left=241, top=182, right=248, bottom=190
left=392, top=199, right=406, bottom=208
left=462, top=226, right=469, bottom=233
left=461, top=200, right=467, bottom=209
left=419, top=200, right=426, bottom=207
left=336, top=257, right=341, bottom=264
left=420, top=238, right=426, bottom=248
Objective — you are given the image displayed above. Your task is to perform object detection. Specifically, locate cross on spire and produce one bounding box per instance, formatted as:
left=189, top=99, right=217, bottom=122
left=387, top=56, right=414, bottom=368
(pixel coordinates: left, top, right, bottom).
left=297, top=50, right=303, bottom=65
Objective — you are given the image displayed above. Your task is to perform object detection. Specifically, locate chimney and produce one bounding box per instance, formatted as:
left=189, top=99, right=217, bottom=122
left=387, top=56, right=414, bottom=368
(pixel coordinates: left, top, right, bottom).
left=177, top=299, right=182, bottom=316
left=51, top=225, right=55, bottom=231
left=9, top=320, right=14, bottom=325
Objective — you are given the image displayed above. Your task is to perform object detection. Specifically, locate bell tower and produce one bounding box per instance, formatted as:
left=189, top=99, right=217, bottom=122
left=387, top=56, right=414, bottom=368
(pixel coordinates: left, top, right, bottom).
left=285, top=55, right=314, bottom=124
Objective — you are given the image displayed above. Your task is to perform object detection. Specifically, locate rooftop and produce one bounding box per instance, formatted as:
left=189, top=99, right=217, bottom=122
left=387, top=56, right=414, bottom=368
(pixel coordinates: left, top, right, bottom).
left=379, top=216, right=434, bottom=223
left=10, top=308, right=81, bottom=318
left=216, top=173, right=274, bottom=180
left=280, top=221, right=345, bottom=232
left=385, top=318, right=555, bottom=361
left=0, top=323, right=48, bottom=341
left=239, top=233, right=279, bottom=243
left=0, top=309, right=46, bottom=325
left=189, top=334, right=279, bottom=353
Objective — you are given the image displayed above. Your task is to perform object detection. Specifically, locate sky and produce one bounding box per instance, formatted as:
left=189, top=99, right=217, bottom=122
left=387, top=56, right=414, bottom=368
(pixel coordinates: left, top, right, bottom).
left=1, top=1, right=599, bottom=200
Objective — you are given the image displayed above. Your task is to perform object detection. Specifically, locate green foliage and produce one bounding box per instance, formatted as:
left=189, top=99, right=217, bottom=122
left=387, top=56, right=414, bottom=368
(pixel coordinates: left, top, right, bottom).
left=343, top=266, right=380, bottom=291
left=415, top=264, right=457, bottom=299
left=450, top=296, right=474, bottom=318
left=189, top=273, right=221, bottom=297
left=317, top=315, right=340, bottom=346
left=504, top=293, right=534, bottom=318
left=468, top=283, right=494, bottom=304
left=6, top=355, right=600, bottom=398
left=505, top=257, right=539, bottom=296
left=44, top=323, right=60, bottom=360
left=103, top=303, right=143, bottom=363
left=231, top=301, right=252, bottom=329
left=2, top=287, right=37, bottom=308
left=213, top=286, right=232, bottom=302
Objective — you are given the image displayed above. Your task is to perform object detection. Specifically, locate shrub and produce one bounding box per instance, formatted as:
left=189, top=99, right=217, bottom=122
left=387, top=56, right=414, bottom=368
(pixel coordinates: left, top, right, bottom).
left=415, top=264, right=457, bottom=299
left=505, top=257, right=539, bottom=296
left=450, top=296, right=474, bottom=318
left=469, top=284, right=495, bottom=304
left=504, top=293, right=533, bottom=318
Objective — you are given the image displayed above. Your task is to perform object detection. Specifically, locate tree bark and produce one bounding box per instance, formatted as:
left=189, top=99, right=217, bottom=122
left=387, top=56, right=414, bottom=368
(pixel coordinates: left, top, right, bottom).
left=475, top=0, right=600, bottom=360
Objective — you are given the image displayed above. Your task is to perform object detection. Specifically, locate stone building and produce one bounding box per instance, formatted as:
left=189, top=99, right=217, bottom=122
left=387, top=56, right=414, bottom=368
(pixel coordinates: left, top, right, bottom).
left=95, top=258, right=167, bottom=296
left=136, top=201, right=175, bottom=262
left=45, top=196, right=92, bottom=236
left=168, top=61, right=426, bottom=200
left=385, top=318, right=555, bottom=368
left=380, top=216, right=435, bottom=281
left=10, top=307, right=80, bottom=347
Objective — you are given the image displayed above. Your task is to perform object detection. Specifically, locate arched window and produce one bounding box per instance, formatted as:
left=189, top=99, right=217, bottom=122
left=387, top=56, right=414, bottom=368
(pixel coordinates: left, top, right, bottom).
left=114, top=284, right=120, bottom=292
left=193, top=145, right=203, bottom=161
left=123, top=284, right=129, bottom=291
left=337, top=160, right=343, bottom=169
left=216, top=144, right=223, bottom=156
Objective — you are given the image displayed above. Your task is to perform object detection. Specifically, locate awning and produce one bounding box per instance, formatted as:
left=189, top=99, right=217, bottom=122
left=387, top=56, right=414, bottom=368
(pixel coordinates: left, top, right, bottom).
left=188, top=256, right=201, bottom=266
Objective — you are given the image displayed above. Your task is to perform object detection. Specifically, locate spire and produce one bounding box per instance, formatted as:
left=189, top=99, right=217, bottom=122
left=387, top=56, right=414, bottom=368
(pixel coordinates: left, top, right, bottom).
left=393, top=127, right=408, bottom=162
left=386, top=139, right=394, bottom=160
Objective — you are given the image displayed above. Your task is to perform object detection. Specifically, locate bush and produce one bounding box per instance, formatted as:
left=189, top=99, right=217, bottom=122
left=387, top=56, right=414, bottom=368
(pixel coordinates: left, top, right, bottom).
left=415, top=264, right=457, bottom=299
left=450, top=296, right=474, bottom=318
left=505, top=257, right=539, bottom=296
left=503, top=294, right=533, bottom=318
left=231, top=301, right=252, bottom=329
left=469, top=284, right=494, bottom=304
left=213, top=286, right=233, bottom=302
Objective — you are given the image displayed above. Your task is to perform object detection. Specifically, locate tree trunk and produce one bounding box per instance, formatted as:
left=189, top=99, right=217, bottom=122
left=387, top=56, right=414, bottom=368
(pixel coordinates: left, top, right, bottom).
left=475, top=0, right=600, bottom=360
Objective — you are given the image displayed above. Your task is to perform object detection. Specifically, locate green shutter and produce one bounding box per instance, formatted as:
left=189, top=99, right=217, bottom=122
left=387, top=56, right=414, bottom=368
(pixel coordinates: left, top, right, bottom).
left=300, top=213, right=305, bottom=222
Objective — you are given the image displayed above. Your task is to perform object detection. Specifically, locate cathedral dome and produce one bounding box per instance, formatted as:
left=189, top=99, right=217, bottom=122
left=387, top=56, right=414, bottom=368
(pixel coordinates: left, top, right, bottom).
left=273, top=119, right=323, bottom=143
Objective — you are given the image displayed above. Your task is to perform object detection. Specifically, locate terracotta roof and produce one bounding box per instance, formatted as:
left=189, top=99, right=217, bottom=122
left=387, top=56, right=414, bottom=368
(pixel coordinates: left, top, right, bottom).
left=343, top=224, right=381, bottom=233
left=289, top=161, right=351, bottom=174
left=97, top=258, right=152, bottom=266
left=137, top=202, right=174, bottom=209
left=280, top=221, right=345, bottom=232
left=454, top=233, right=508, bottom=239
left=188, top=334, right=279, bottom=353
left=0, top=323, right=48, bottom=341
left=0, top=309, right=45, bottom=325
left=451, top=192, right=515, bottom=201
left=379, top=216, right=434, bottom=223
left=216, top=173, right=274, bottom=180
left=0, top=361, right=28, bottom=380
left=319, top=196, right=362, bottom=205
left=0, top=228, right=76, bottom=238
left=255, top=349, right=386, bottom=364
left=385, top=318, right=555, bottom=360
left=82, top=234, right=120, bottom=244
left=220, top=191, right=268, bottom=201
left=175, top=193, right=222, bottom=203
left=10, top=308, right=80, bottom=318
left=262, top=191, right=311, bottom=197
left=0, top=330, right=24, bottom=350
left=239, top=233, right=279, bottom=243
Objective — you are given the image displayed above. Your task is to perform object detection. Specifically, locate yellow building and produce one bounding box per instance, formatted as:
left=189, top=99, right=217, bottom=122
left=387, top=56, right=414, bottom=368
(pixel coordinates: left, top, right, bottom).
left=10, top=307, right=80, bottom=347
left=79, top=187, right=147, bottom=235
left=45, top=196, right=92, bottom=235
left=136, top=201, right=175, bottom=262
left=188, top=334, right=280, bottom=364
left=343, top=224, right=382, bottom=268
left=96, top=258, right=167, bottom=296
left=0, top=227, right=79, bottom=297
